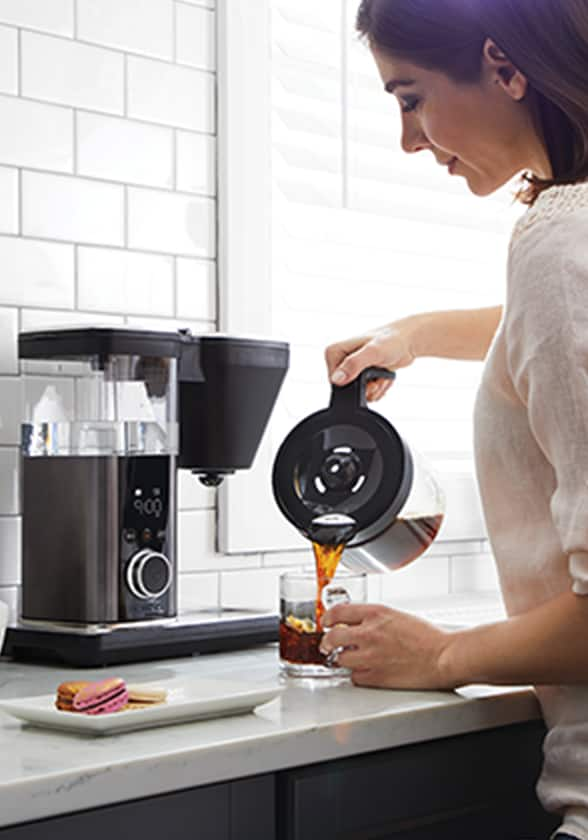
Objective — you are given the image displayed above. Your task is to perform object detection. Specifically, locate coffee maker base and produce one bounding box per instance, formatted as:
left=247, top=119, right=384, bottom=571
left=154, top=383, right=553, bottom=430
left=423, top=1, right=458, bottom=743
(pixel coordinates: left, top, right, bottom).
left=3, top=611, right=279, bottom=667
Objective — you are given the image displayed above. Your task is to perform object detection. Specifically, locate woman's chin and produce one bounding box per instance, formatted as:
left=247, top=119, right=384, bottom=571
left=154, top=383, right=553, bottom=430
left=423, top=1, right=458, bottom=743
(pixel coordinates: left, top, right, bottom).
left=464, top=171, right=512, bottom=197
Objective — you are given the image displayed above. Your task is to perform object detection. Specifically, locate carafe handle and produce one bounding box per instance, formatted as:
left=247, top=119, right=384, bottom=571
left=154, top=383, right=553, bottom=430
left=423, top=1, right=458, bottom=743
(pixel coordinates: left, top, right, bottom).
left=329, top=367, right=396, bottom=412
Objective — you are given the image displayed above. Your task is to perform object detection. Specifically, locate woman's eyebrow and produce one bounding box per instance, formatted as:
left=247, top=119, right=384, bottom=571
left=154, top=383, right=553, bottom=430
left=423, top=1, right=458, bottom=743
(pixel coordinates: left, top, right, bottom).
left=384, top=78, right=415, bottom=93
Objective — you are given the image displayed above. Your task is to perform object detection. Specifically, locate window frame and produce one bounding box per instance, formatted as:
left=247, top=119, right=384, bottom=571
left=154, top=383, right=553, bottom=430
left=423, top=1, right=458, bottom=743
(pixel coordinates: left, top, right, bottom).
left=216, top=0, right=487, bottom=554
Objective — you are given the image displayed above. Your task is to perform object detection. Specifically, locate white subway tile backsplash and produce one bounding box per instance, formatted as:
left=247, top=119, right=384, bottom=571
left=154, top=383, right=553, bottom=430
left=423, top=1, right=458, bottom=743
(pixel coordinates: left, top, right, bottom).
left=0, top=167, right=18, bottom=235
left=178, top=508, right=215, bottom=573
left=178, top=509, right=262, bottom=572
left=176, top=131, right=216, bottom=195
left=125, top=317, right=214, bottom=337
left=450, top=553, right=500, bottom=594
left=179, top=0, right=215, bottom=8
left=176, top=4, right=215, bottom=70
left=0, top=308, right=17, bottom=374
left=179, top=571, right=219, bottom=611
left=127, top=188, right=215, bottom=257
left=0, top=378, right=20, bottom=446
left=0, top=516, right=20, bottom=585
left=77, top=0, right=173, bottom=61
left=78, top=246, right=174, bottom=315
left=22, top=31, right=124, bottom=114
left=0, top=236, right=74, bottom=308
left=0, top=448, right=19, bottom=515
left=127, top=56, right=214, bottom=132
left=0, top=0, right=252, bottom=599
left=77, top=112, right=174, bottom=189
left=380, top=557, right=450, bottom=603
left=261, top=550, right=308, bottom=568
left=0, top=0, right=74, bottom=37
left=176, top=258, right=216, bottom=320
left=220, top=567, right=282, bottom=612
left=0, top=25, right=17, bottom=94
left=22, top=172, right=124, bottom=246
left=178, top=468, right=215, bottom=510
left=425, top=539, right=485, bottom=557
left=21, top=308, right=123, bottom=330
left=0, top=95, right=73, bottom=173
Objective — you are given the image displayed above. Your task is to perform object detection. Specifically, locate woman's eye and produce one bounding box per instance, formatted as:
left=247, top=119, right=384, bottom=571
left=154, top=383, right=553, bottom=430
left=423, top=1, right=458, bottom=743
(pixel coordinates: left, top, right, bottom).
left=401, top=98, right=420, bottom=113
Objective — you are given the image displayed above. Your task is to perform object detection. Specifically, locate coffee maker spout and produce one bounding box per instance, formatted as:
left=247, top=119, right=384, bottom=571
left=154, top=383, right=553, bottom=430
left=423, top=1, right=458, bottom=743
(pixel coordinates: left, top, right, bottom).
left=193, top=469, right=234, bottom=488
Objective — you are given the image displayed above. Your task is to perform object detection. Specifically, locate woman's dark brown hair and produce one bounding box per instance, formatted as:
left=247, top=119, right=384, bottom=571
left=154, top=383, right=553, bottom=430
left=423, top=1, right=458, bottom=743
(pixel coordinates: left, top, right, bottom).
left=356, top=0, right=588, bottom=204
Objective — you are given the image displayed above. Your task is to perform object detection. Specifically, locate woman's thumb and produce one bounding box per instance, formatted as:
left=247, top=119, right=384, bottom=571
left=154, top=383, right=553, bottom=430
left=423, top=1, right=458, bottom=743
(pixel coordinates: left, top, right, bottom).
left=330, top=345, right=382, bottom=386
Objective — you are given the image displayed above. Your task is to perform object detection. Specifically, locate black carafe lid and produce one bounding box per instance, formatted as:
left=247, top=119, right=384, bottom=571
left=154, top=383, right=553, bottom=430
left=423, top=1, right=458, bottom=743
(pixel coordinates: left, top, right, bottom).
left=272, top=368, right=413, bottom=546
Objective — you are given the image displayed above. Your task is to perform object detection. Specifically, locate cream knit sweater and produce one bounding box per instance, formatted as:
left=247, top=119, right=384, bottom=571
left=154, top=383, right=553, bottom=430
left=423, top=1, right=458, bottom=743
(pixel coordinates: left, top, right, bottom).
left=474, top=181, right=588, bottom=839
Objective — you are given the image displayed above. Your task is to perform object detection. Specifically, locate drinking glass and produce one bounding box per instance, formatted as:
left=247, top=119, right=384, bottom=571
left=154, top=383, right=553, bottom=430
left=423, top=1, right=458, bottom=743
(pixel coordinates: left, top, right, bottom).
left=279, top=569, right=367, bottom=678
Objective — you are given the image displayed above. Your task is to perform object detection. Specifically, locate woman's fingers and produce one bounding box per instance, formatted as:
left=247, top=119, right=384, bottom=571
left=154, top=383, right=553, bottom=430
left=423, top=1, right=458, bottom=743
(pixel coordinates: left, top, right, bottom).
left=367, top=379, right=394, bottom=402
left=323, top=602, right=381, bottom=628
left=319, top=624, right=357, bottom=655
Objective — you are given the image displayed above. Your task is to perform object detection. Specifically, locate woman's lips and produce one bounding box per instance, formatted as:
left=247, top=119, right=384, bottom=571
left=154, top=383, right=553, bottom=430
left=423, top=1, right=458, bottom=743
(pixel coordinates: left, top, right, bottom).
left=447, top=157, right=458, bottom=175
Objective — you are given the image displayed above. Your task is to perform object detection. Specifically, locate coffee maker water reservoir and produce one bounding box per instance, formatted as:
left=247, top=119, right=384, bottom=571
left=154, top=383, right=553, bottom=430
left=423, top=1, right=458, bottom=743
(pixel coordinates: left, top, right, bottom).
left=20, top=329, right=181, bottom=625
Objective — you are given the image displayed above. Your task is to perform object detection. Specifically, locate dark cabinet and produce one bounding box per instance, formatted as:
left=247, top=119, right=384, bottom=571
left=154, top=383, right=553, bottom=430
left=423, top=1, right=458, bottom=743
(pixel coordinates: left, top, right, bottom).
left=0, top=722, right=559, bottom=840
left=0, top=775, right=276, bottom=840
left=277, top=721, right=559, bottom=840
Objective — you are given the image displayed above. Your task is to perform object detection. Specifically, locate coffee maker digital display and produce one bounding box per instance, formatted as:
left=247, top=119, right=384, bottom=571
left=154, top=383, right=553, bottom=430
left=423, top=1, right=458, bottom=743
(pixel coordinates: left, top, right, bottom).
left=6, top=327, right=289, bottom=666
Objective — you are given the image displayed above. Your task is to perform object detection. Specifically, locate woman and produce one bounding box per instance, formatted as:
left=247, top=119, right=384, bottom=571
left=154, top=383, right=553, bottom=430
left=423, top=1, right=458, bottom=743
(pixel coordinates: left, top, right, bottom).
left=318, top=1, right=588, bottom=838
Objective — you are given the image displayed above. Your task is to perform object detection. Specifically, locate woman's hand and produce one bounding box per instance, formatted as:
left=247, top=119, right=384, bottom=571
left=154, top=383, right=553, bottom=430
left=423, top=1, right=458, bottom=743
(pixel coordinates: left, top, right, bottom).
left=325, top=307, right=504, bottom=402
left=319, top=603, right=457, bottom=691
left=325, top=319, right=419, bottom=402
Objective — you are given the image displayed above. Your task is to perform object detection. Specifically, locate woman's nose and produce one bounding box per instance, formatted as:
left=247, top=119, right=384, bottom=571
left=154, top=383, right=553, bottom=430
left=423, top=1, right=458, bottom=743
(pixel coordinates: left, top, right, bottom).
left=400, top=117, right=429, bottom=154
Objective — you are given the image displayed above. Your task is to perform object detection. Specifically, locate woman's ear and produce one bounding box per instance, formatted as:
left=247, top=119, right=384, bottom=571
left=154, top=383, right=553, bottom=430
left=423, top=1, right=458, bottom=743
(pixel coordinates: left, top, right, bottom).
left=482, top=37, right=528, bottom=101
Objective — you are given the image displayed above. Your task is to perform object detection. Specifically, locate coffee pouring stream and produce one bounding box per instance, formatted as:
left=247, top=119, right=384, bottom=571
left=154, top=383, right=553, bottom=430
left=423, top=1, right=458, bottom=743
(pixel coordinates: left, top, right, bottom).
left=272, top=367, right=445, bottom=573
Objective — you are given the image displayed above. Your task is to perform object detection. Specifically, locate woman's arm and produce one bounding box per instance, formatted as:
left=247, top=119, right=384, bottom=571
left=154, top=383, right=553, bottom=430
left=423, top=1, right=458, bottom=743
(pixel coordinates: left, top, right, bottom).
left=443, top=590, right=588, bottom=687
left=320, top=590, right=588, bottom=690
left=325, top=306, right=502, bottom=401
left=407, top=305, right=503, bottom=361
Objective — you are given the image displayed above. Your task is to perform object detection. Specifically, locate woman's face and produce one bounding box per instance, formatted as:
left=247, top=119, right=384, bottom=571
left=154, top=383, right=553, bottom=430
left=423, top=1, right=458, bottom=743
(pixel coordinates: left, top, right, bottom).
left=371, top=44, right=551, bottom=196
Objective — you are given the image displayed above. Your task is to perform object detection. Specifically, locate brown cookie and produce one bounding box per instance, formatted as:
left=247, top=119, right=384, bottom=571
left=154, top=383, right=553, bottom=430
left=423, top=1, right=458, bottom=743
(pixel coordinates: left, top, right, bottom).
left=55, top=681, right=91, bottom=712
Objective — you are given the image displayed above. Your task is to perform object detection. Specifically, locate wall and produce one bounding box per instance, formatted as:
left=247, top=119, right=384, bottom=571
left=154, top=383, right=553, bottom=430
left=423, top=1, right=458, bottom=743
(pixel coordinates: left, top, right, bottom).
left=0, top=0, right=498, bottom=624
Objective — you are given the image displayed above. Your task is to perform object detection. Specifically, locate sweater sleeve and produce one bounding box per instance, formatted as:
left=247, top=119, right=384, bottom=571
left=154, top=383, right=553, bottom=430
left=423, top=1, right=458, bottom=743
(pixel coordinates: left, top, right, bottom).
left=506, top=219, right=588, bottom=595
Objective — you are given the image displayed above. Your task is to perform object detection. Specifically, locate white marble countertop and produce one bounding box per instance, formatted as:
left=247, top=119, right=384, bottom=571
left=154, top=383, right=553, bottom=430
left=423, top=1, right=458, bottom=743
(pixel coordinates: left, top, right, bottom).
left=0, top=643, right=541, bottom=830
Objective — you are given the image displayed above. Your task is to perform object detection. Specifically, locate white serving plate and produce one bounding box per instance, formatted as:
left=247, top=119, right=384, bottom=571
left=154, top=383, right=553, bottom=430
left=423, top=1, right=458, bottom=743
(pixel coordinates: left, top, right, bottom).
left=0, top=679, right=283, bottom=736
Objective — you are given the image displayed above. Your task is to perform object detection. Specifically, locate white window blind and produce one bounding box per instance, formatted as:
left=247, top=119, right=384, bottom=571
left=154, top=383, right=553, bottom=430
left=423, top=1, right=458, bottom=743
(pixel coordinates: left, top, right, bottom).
left=219, top=0, right=523, bottom=554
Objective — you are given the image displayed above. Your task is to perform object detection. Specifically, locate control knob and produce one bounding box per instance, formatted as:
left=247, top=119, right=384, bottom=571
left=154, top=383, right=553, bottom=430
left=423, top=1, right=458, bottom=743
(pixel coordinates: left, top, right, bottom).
left=126, top=549, right=172, bottom=600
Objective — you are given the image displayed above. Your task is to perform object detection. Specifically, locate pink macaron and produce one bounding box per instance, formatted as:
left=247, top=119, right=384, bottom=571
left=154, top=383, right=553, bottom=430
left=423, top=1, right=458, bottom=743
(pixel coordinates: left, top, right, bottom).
left=72, top=677, right=129, bottom=715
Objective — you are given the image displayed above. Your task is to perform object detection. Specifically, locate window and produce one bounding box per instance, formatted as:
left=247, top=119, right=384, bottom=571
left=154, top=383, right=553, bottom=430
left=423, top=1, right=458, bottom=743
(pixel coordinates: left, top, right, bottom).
left=218, top=0, right=523, bottom=554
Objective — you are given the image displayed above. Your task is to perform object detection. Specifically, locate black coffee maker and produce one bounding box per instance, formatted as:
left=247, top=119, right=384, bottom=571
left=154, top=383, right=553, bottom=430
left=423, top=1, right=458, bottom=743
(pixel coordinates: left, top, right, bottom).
left=5, top=327, right=288, bottom=665
left=272, top=368, right=445, bottom=573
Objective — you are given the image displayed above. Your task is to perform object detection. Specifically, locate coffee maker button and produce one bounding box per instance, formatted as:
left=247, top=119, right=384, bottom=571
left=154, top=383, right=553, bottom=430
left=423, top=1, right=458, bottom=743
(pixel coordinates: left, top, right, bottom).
left=142, top=528, right=152, bottom=543
left=156, top=529, right=166, bottom=541
left=124, top=528, right=137, bottom=543
left=126, top=549, right=172, bottom=600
